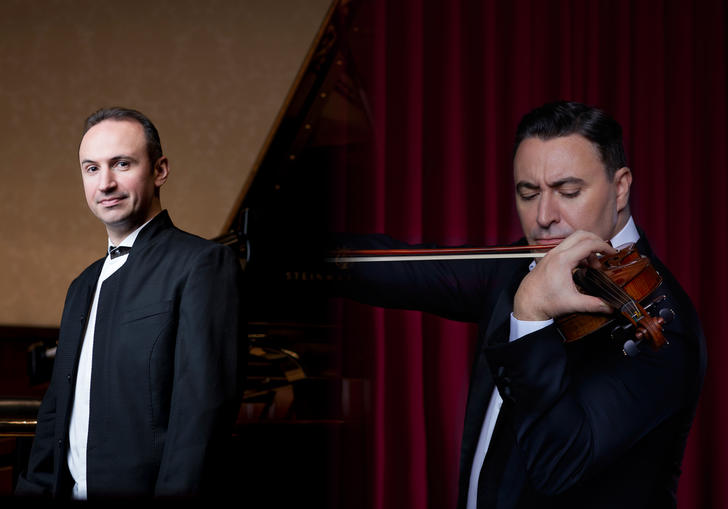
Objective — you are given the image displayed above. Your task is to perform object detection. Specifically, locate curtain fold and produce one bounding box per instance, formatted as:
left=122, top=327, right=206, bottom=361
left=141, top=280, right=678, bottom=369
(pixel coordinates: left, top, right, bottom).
left=337, top=1, right=727, bottom=507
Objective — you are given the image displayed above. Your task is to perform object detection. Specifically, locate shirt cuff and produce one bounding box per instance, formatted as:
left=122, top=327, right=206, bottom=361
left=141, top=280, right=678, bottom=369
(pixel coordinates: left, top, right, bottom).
left=509, top=313, right=554, bottom=342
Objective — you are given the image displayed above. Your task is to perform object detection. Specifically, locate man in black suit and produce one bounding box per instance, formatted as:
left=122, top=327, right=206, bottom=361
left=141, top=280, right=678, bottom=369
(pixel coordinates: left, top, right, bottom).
left=336, top=101, right=706, bottom=508
left=15, top=108, right=245, bottom=499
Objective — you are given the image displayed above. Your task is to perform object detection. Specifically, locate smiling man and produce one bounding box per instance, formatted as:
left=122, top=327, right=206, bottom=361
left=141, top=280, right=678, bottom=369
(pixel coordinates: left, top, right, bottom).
left=334, top=101, right=706, bottom=508
left=80, top=117, right=168, bottom=244
left=16, top=108, right=246, bottom=500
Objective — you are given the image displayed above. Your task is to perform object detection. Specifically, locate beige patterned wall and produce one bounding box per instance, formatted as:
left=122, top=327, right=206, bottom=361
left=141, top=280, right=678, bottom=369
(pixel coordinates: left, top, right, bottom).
left=0, top=0, right=332, bottom=327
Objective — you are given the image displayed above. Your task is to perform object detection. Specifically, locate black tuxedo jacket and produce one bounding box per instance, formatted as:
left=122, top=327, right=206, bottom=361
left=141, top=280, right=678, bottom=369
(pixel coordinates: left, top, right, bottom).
left=16, top=211, right=246, bottom=499
left=335, top=231, right=706, bottom=508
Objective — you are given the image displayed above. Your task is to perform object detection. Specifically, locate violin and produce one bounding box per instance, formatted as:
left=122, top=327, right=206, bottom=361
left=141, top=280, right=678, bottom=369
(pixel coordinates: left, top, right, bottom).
left=328, top=242, right=674, bottom=356
left=555, top=243, right=674, bottom=356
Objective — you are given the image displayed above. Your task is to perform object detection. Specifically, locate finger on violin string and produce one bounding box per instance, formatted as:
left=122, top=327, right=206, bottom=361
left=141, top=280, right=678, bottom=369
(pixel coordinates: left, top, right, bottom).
left=570, top=292, right=612, bottom=314
left=585, top=252, right=604, bottom=269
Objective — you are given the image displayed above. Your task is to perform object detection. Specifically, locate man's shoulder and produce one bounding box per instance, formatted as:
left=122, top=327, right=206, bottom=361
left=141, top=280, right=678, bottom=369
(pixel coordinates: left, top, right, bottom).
left=165, top=225, right=213, bottom=247
left=146, top=225, right=239, bottom=270
left=163, top=226, right=233, bottom=254
left=70, top=257, right=105, bottom=285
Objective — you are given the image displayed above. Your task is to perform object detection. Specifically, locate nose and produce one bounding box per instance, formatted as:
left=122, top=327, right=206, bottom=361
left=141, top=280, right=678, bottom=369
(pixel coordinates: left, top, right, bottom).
left=536, top=192, right=559, bottom=229
left=97, top=167, right=116, bottom=193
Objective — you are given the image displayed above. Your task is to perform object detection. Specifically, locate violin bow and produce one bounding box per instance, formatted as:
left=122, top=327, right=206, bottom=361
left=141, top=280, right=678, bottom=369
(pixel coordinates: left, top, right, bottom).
left=326, top=244, right=557, bottom=263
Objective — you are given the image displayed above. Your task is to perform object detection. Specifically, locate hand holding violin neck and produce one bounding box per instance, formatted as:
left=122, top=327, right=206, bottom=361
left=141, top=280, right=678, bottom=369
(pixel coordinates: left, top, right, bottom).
left=512, top=231, right=615, bottom=321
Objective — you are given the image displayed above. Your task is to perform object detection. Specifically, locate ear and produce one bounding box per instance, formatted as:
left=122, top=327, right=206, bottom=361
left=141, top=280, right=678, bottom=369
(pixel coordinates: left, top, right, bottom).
left=614, top=166, right=632, bottom=212
left=153, top=156, right=169, bottom=188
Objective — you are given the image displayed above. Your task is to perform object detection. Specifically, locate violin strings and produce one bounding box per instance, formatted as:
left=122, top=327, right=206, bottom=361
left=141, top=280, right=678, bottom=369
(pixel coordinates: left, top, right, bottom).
left=578, top=270, right=623, bottom=304
left=583, top=270, right=645, bottom=320
left=583, top=271, right=629, bottom=307
left=579, top=268, right=633, bottom=310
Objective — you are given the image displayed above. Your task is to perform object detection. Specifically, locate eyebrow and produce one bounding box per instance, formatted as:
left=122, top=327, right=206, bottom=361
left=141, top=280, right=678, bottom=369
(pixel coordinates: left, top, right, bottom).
left=80, top=154, right=137, bottom=165
left=549, top=177, right=586, bottom=188
left=516, top=176, right=586, bottom=192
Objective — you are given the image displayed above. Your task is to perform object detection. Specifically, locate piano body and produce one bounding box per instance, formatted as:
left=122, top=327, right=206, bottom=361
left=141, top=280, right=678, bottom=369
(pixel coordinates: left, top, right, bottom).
left=1, top=0, right=374, bottom=506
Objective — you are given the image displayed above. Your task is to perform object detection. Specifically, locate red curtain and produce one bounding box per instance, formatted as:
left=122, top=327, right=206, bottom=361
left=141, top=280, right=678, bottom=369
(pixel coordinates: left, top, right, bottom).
left=334, top=1, right=727, bottom=507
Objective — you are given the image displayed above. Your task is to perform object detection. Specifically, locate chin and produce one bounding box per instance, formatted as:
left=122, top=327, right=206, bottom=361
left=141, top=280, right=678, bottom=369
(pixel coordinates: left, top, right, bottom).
left=95, top=209, right=132, bottom=227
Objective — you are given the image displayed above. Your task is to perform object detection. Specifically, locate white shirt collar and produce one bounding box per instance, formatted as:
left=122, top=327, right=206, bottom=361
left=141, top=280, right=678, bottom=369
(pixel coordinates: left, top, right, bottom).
left=609, top=215, right=639, bottom=248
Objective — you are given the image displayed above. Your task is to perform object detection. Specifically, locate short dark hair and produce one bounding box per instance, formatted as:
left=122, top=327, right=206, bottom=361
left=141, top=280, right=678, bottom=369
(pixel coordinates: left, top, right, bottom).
left=82, top=107, right=163, bottom=165
left=513, top=101, right=627, bottom=178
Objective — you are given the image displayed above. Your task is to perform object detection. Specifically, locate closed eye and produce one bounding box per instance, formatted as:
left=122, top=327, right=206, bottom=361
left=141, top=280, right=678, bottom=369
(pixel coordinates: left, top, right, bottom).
left=516, top=182, right=540, bottom=201
left=559, top=189, right=581, bottom=198
left=551, top=177, right=585, bottom=198
left=518, top=191, right=539, bottom=201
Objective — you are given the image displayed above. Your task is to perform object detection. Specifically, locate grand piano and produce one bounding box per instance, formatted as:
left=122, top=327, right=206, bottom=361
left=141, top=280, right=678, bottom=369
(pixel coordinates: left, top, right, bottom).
left=0, top=0, right=374, bottom=506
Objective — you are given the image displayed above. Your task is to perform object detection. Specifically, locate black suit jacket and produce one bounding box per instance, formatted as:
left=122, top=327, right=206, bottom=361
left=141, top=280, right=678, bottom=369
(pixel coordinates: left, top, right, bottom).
left=16, top=211, right=246, bottom=499
left=334, top=231, right=706, bottom=508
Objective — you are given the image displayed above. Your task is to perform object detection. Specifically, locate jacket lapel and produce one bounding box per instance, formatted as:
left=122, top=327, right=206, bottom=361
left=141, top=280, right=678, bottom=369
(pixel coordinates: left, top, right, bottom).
left=458, top=261, right=529, bottom=508
left=54, top=260, right=103, bottom=431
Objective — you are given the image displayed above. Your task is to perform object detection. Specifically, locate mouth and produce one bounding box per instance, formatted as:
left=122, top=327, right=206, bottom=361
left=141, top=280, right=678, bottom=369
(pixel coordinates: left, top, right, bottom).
left=533, top=237, right=564, bottom=245
left=97, top=196, right=125, bottom=207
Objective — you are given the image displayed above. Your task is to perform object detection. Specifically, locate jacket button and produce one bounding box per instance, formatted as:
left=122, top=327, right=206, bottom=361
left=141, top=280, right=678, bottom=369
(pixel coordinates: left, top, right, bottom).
left=57, top=439, right=63, bottom=448
left=66, top=374, right=72, bottom=383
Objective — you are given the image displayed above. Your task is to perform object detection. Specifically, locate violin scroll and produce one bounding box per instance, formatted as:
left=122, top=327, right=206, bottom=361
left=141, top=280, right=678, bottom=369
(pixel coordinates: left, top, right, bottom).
left=616, top=297, right=676, bottom=356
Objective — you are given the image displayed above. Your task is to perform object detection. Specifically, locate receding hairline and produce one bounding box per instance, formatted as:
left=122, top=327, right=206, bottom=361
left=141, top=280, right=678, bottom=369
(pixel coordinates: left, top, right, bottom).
left=80, top=117, right=145, bottom=139
left=78, top=118, right=152, bottom=163
left=80, top=107, right=164, bottom=166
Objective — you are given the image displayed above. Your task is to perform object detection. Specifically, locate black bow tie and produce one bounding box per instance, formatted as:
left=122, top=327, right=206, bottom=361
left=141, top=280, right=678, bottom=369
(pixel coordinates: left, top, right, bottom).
left=108, top=245, right=132, bottom=259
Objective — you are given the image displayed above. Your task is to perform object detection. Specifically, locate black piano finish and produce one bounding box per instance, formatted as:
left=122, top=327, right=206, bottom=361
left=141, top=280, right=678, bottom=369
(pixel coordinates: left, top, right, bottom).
left=217, top=1, right=374, bottom=505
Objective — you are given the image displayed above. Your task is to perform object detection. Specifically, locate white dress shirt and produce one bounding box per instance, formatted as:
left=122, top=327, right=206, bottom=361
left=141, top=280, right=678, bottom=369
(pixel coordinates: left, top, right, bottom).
left=466, top=217, right=639, bottom=508
left=67, top=223, right=148, bottom=500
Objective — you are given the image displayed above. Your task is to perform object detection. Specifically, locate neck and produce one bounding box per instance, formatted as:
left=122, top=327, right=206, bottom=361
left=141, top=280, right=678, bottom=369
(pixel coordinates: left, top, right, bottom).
left=613, top=207, right=631, bottom=239
left=106, top=207, right=161, bottom=245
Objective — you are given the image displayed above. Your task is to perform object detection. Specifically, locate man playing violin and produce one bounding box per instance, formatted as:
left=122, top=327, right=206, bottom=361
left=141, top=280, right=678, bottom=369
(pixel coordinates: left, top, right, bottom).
left=336, top=101, right=707, bottom=508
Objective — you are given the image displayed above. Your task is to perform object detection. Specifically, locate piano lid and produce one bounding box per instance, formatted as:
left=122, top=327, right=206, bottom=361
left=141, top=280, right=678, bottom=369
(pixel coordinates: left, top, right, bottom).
left=214, top=0, right=372, bottom=273
left=212, top=0, right=375, bottom=411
